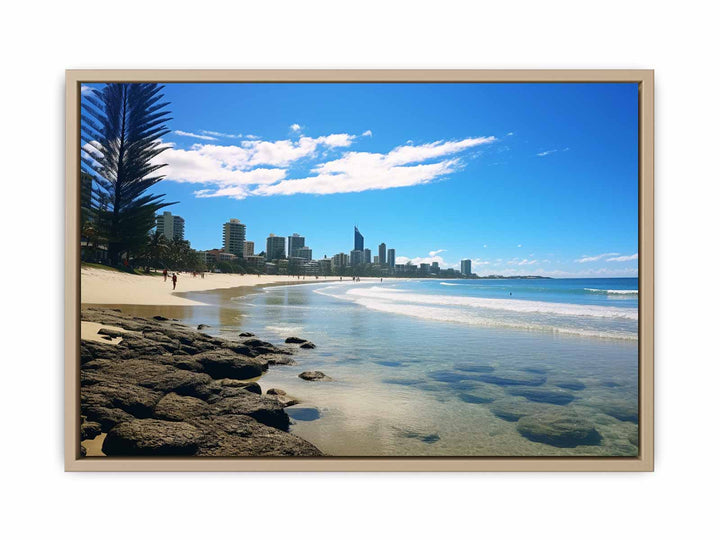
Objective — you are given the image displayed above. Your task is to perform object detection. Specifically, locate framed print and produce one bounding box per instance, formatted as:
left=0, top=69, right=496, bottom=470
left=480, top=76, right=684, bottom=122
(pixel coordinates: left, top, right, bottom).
left=65, top=69, right=653, bottom=471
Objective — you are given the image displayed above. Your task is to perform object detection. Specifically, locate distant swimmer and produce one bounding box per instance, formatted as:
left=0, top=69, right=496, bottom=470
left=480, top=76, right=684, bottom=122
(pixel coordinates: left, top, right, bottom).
left=509, top=292, right=512, bottom=296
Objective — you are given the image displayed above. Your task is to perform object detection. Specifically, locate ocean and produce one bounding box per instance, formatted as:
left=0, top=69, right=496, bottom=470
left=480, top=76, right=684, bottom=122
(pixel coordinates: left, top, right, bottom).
left=182, top=277, right=639, bottom=456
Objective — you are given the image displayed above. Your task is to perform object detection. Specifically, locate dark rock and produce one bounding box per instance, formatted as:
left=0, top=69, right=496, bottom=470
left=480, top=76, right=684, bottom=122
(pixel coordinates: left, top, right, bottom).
left=299, top=371, right=331, bottom=381
left=263, top=354, right=296, bottom=366
left=457, top=383, right=504, bottom=404
left=81, top=380, right=164, bottom=417
left=153, top=393, right=211, bottom=421
left=285, top=336, right=308, bottom=344
left=81, top=406, right=137, bottom=431
left=552, top=378, right=586, bottom=391
left=97, top=327, right=126, bottom=338
left=191, top=350, right=264, bottom=380
left=395, top=427, right=441, bottom=444
left=517, top=413, right=602, bottom=447
left=476, top=371, right=547, bottom=387
left=190, top=415, right=322, bottom=457
left=197, top=324, right=211, bottom=330
left=489, top=400, right=543, bottom=422
left=102, top=419, right=204, bottom=456
left=80, top=339, right=119, bottom=364
left=80, top=421, right=102, bottom=440
left=152, top=315, right=169, bottom=321
left=238, top=332, right=255, bottom=337
left=507, top=386, right=576, bottom=405
left=453, top=362, right=495, bottom=373
left=210, top=391, right=290, bottom=430
left=299, top=342, right=316, bottom=349
left=80, top=444, right=87, bottom=457
left=266, top=388, right=286, bottom=396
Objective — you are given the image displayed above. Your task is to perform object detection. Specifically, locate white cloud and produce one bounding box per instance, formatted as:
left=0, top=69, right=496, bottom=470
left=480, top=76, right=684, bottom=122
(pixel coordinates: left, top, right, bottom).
left=200, top=130, right=243, bottom=139
left=252, top=137, right=495, bottom=197
left=174, top=130, right=218, bottom=141
left=518, top=259, right=537, bottom=266
left=606, top=253, right=638, bottom=262
left=517, top=244, right=522, bottom=248
left=575, top=252, right=620, bottom=263
left=483, top=244, right=488, bottom=248
left=536, top=149, right=557, bottom=157
left=290, top=123, right=302, bottom=132
left=81, top=85, right=94, bottom=94
left=362, top=130, right=373, bottom=137
left=428, top=249, right=446, bottom=257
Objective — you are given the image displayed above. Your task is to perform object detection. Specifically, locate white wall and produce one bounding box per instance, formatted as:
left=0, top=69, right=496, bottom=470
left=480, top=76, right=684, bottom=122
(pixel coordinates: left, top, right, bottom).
left=2, top=1, right=717, bottom=538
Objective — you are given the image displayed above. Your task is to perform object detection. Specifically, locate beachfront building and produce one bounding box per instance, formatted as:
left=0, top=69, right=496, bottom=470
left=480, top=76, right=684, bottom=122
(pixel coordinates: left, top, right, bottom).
left=318, top=258, right=332, bottom=275
left=350, top=249, right=364, bottom=267
left=354, top=226, right=364, bottom=251
left=364, top=248, right=371, bottom=264
left=431, top=261, right=440, bottom=274
left=461, top=259, right=472, bottom=276
left=156, top=211, right=185, bottom=241
left=287, top=233, right=306, bottom=258
left=222, top=219, right=246, bottom=257
left=378, top=243, right=387, bottom=265
left=296, top=246, right=313, bottom=260
left=331, top=252, right=349, bottom=271
left=387, top=248, right=396, bottom=269
left=266, top=234, right=286, bottom=261
left=244, top=255, right=265, bottom=270
left=420, top=263, right=430, bottom=275
left=243, top=241, right=255, bottom=257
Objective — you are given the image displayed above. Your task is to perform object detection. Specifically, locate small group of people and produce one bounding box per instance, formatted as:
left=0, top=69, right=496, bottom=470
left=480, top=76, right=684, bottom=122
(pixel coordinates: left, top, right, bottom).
left=162, top=268, right=179, bottom=290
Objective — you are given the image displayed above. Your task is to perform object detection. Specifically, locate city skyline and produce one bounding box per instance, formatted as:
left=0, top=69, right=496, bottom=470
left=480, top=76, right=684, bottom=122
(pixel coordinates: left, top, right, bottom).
left=85, top=82, right=639, bottom=277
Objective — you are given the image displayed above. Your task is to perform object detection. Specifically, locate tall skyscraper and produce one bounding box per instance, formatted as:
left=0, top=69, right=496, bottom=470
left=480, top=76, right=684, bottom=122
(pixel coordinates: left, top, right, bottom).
left=287, top=233, right=306, bottom=258
left=387, top=248, right=396, bottom=268
left=222, top=218, right=246, bottom=256
left=266, top=234, right=286, bottom=261
left=461, top=259, right=472, bottom=276
left=354, top=226, right=364, bottom=251
left=364, top=248, right=371, bottom=264
left=378, top=243, right=387, bottom=265
left=156, top=211, right=185, bottom=241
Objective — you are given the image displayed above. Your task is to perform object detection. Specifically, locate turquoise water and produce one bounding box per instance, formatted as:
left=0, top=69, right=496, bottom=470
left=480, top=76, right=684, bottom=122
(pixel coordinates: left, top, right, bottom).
left=186, top=278, right=639, bottom=457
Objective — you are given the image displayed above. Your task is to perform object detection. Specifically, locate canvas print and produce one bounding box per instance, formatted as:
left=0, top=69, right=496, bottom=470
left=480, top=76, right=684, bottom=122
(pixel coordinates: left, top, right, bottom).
left=78, top=81, right=639, bottom=458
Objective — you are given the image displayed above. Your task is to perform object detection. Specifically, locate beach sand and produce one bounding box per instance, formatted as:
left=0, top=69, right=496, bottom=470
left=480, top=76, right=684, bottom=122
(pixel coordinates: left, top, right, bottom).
left=81, top=266, right=341, bottom=306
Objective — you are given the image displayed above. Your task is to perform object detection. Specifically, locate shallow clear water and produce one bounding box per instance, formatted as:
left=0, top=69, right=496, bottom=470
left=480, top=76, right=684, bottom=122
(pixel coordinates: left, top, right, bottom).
left=173, top=278, right=639, bottom=457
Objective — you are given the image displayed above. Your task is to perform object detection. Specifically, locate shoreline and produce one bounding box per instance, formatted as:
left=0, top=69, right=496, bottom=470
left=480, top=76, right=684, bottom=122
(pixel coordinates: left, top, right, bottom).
left=81, top=265, right=345, bottom=307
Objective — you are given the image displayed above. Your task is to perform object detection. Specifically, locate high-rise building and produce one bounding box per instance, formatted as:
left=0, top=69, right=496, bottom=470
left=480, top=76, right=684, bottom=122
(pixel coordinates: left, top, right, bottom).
left=364, top=248, right=371, bottom=264
left=431, top=261, right=440, bottom=273
left=331, top=252, right=349, bottom=270
left=461, top=259, right=472, bottom=276
left=354, top=226, right=364, bottom=251
left=156, top=211, right=185, bottom=241
left=350, top=249, right=364, bottom=267
left=387, top=248, right=396, bottom=268
left=378, top=243, right=387, bottom=265
left=243, top=241, right=255, bottom=257
left=296, top=246, right=313, bottom=260
left=420, top=263, right=430, bottom=274
left=287, top=233, right=306, bottom=258
left=222, top=218, right=246, bottom=257
left=266, top=234, right=286, bottom=261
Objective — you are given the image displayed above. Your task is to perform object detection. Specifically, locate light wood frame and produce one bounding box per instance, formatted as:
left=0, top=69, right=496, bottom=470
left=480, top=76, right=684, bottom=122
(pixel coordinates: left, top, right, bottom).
left=65, top=69, right=653, bottom=472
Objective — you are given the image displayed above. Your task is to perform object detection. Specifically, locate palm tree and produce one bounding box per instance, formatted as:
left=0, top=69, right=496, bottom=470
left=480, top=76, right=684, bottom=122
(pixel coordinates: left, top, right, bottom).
left=81, top=83, right=174, bottom=265
left=143, top=229, right=169, bottom=272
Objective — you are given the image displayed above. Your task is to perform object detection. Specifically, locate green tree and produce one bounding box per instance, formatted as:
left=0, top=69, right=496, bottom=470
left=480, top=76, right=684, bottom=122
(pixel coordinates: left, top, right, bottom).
left=81, top=83, right=174, bottom=265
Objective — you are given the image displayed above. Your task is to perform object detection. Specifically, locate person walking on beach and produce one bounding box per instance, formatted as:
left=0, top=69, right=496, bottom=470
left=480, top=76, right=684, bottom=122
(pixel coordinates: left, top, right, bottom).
left=172, top=273, right=178, bottom=290
left=163, top=269, right=168, bottom=282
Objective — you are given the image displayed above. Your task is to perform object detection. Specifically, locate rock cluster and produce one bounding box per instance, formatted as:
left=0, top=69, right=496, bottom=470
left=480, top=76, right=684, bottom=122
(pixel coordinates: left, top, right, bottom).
left=80, top=308, right=321, bottom=457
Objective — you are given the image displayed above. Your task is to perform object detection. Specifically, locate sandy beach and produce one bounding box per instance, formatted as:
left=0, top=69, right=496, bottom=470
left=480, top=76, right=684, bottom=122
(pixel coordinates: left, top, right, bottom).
left=81, top=266, right=341, bottom=306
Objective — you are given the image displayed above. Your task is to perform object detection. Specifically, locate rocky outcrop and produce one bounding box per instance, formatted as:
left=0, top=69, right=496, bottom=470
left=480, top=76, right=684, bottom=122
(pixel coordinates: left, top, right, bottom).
left=516, top=412, right=602, bottom=448
left=506, top=386, right=576, bottom=405
left=285, top=336, right=308, bottom=344
left=299, top=371, right=331, bottom=381
left=80, top=307, right=322, bottom=457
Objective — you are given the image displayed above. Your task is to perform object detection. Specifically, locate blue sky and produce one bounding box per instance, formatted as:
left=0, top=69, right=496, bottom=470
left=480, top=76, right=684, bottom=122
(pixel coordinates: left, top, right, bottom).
left=83, top=82, right=639, bottom=277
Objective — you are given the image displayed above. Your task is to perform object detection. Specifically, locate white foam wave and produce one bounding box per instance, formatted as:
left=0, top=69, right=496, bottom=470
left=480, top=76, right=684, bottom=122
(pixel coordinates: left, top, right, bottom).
left=344, top=287, right=638, bottom=320
left=584, top=288, right=638, bottom=295
left=440, top=282, right=459, bottom=286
